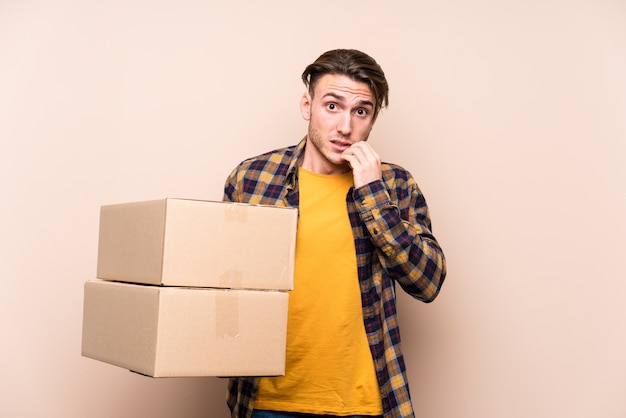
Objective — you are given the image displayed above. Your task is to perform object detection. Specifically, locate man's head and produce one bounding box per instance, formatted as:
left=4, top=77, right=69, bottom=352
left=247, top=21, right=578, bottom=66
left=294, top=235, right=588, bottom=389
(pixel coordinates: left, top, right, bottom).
left=298, top=50, right=389, bottom=175
left=301, top=49, right=389, bottom=118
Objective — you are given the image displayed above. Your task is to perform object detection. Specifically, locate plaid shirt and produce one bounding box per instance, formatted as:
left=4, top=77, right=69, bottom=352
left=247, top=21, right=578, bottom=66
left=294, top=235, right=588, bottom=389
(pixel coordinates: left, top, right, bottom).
left=223, top=138, right=446, bottom=418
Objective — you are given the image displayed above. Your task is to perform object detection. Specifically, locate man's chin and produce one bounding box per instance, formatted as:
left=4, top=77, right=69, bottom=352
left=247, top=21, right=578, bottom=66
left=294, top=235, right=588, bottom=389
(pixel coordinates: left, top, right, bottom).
left=329, top=157, right=352, bottom=173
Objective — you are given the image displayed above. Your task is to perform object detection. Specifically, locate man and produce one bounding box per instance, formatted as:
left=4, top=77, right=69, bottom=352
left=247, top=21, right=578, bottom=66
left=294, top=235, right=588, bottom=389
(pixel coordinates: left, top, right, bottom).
left=223, top=49, right=446, bottom=418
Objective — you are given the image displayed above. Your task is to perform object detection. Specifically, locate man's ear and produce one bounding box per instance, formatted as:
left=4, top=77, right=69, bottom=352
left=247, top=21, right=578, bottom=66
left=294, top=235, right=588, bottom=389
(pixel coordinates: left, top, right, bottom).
left=300, top=92, right=311, bottom=121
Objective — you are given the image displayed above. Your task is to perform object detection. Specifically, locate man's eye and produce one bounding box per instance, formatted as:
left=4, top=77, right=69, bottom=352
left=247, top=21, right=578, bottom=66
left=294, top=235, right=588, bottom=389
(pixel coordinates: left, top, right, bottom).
left=327, top=103, right=336, bottom=110
left=356, top=109, right=368, bottom=116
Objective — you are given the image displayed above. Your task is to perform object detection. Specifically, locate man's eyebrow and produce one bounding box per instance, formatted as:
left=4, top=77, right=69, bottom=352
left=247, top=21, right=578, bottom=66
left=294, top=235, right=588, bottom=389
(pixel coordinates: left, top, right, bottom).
left=322, top=92, right=346, bottom=102
left=322, top=92, right=374, bottom=108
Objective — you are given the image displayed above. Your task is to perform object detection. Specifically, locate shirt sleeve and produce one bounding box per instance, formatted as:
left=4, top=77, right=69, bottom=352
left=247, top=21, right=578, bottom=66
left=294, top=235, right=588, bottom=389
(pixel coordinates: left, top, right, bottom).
left=223, top=164, right=240, bottom=203
left=353, top=175, right=446, bottom=303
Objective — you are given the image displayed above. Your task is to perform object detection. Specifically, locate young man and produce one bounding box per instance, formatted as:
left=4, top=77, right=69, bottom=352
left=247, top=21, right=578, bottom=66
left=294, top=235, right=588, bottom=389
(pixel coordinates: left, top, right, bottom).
left=223, top=49, right=446, bottom=418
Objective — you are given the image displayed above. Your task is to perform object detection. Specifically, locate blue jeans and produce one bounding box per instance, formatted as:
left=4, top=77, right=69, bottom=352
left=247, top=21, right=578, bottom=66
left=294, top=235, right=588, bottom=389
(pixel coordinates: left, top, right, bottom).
left=251, top=411, right=381, bottom=418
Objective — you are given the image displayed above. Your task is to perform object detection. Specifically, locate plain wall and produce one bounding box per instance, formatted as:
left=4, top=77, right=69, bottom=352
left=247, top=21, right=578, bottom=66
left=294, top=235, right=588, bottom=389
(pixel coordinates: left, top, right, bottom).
left=1, top=1, right=624, bottom=417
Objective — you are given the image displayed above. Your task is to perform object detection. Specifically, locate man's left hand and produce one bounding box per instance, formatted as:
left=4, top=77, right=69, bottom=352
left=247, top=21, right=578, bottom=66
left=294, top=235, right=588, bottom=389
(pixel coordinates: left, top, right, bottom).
left=341, top=142, right=382, bottom=188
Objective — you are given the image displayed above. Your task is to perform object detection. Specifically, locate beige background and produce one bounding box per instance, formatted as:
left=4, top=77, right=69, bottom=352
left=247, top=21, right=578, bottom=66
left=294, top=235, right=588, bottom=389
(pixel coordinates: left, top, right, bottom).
left=1, top=1, right=625, bottom=417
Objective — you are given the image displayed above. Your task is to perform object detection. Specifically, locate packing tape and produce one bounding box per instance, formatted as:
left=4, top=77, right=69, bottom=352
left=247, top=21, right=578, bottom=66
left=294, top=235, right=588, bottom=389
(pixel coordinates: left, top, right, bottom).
left=219, top=270, right=244, bottom=288
left=215, top=291, right=240, bottom=338
left=224, top=203, right=248, bottom=222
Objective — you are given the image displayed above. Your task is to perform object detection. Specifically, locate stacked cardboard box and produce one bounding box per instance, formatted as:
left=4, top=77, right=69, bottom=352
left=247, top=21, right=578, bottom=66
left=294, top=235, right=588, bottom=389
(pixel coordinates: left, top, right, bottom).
left=81, top=198, right=297, bottom=377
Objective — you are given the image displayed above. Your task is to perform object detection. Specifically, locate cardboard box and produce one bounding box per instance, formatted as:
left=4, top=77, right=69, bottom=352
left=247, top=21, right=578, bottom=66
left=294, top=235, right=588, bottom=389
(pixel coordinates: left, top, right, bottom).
left=81, top=279, right=289, bottom=377
left=96, top=198, right=297, bottom=290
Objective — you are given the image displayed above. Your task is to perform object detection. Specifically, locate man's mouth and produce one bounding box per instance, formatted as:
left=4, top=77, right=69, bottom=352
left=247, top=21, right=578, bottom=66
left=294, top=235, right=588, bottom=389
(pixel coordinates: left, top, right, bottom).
left=331, top=140, right=352, bottom=152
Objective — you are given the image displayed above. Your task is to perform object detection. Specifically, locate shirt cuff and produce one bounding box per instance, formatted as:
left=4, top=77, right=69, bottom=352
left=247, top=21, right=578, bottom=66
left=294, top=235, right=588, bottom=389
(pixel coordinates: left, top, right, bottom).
left=353, top=180, right=391, bottom=220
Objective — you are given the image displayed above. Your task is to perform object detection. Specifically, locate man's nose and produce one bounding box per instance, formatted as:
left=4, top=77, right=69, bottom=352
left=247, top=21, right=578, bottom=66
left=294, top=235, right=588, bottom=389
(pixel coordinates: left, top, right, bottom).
left=336, top=112, right=352, bottom=135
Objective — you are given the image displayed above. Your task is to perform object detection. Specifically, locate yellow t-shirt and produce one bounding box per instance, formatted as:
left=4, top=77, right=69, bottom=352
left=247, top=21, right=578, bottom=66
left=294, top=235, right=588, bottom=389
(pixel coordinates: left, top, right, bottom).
left=255, top=168, right=383, bottom=416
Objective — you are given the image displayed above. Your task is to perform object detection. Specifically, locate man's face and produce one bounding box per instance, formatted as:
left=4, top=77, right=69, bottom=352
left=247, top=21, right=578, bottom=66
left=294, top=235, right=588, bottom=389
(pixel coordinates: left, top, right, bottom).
left=300, top=73, right=377, bottom=175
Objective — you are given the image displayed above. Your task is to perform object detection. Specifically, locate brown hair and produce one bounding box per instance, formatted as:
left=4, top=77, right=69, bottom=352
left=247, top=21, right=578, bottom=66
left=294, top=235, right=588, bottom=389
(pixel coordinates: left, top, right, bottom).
left=301, top=49, right=389, bottom=116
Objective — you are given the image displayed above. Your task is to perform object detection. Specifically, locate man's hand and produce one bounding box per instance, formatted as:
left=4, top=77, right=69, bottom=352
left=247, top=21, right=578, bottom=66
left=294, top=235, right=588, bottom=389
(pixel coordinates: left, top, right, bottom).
left=341, top=141, right=382, bottom=188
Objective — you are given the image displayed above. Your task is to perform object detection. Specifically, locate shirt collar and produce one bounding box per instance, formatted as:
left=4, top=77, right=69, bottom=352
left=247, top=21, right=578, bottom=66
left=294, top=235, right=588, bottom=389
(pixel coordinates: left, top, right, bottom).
left=285, top=136, right=308, bottom=188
